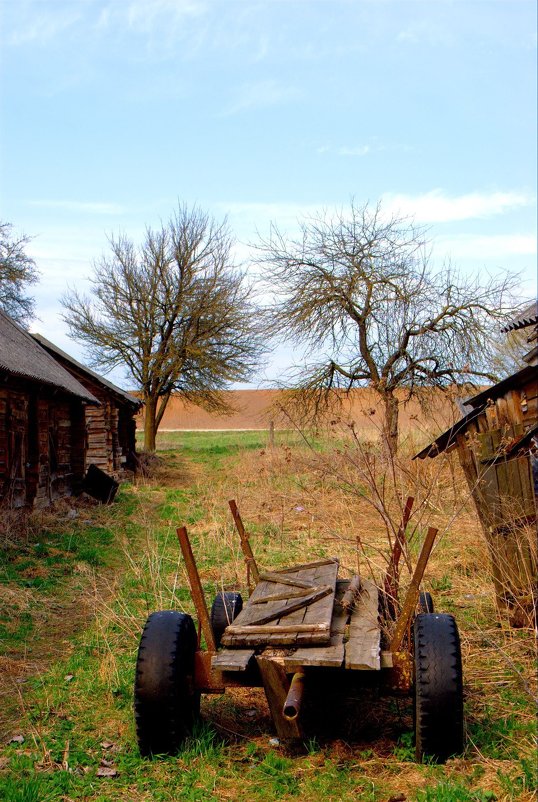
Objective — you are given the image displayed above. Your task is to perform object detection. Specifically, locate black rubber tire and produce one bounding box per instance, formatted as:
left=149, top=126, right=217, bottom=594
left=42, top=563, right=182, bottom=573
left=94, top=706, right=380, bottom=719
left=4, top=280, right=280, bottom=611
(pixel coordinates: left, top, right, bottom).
left=414, top=613, right=464, bottom=763
left=210, top=591, right=243, bottom=647
left=134, top=610, right=199, bottom=757
left=417, top=591, right=435, bottom=614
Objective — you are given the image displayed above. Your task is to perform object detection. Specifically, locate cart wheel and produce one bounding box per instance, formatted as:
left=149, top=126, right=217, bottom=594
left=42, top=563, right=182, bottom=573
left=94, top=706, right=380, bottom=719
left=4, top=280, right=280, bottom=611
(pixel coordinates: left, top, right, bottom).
left=417, top=591, right=434, bottom=614
left=134, top=610, right=199, bottom=757
left=414, top=613, right=464, bottom=763
left=210, top=591, right=243, bottom=647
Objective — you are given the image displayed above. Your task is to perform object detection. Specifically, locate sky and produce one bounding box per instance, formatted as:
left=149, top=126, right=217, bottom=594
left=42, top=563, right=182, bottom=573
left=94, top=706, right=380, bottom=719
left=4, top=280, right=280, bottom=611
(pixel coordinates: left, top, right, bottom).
left=0, top=0, right=536, bottom=389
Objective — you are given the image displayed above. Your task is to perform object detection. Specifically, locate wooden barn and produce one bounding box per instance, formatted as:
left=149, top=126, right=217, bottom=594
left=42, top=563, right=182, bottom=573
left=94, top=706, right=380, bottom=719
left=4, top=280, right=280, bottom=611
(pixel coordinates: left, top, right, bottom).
left=0, top=310, right=99, bottom=508
left=32, top=334, right=141, bottom=476
left=415, top=356, right=537, bottom=626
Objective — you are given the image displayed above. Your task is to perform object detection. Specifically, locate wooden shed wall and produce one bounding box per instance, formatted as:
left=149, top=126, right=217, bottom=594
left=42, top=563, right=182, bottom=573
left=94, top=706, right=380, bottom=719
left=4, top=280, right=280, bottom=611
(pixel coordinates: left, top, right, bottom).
left=455, top=376, right=537, bottom=619
left=84, top=387, right=135, bottom=474
left=36, top=357, right=138, bottom=476
left=0, top=382, right=87, bottom=508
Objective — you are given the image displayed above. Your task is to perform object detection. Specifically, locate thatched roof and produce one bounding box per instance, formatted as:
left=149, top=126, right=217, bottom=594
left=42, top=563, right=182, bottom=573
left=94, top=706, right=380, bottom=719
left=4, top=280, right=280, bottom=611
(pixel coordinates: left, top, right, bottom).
left=32, top=334, right=141, bottom=409
left=0, top=310, right=98, bottom=403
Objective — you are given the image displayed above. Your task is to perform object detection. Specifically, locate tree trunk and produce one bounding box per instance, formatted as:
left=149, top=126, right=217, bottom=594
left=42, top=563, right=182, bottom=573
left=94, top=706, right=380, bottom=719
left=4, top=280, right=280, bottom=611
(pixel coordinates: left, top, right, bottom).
left=143, top=394, right=158, bottom=452
left=382, top=390, right=399, bottom=455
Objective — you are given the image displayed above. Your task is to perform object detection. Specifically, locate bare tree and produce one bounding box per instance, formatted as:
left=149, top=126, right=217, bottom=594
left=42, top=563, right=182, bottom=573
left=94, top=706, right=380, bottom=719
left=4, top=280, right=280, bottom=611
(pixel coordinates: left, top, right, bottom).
left=62, top=205, right=263, bottom=451
left=0, top=222, right=40, bottom=325
left=257, top=201, right=519, bottom=452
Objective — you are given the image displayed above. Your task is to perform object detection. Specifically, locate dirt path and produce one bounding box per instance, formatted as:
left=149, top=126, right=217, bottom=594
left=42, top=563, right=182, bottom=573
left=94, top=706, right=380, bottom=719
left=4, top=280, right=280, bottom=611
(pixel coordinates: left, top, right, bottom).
left=0, top=456, right=197, bottom=741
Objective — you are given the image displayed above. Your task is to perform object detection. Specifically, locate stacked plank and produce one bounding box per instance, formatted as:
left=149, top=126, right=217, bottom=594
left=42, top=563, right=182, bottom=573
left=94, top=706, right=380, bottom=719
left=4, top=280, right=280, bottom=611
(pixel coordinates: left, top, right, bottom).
left=220, top=559, right=339, bottom=647
left=214, top=573, right=381, bottom=673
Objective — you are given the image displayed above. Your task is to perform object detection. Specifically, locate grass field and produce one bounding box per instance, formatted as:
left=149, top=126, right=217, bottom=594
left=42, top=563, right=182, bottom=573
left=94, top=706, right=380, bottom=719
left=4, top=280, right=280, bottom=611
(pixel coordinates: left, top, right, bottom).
left=0, top=431, right=536, bottom=801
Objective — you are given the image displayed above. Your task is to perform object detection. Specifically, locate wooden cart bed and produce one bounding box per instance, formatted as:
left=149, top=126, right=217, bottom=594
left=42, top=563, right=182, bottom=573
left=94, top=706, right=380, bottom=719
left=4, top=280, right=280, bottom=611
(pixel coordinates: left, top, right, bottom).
left=213, top=560, right=381, bottom=673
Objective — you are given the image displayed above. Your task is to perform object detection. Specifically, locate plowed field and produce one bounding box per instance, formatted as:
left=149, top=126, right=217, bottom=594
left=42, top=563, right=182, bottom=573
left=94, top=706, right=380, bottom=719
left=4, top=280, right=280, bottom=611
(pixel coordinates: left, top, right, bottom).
left=136, top=388, right=457, bottom=438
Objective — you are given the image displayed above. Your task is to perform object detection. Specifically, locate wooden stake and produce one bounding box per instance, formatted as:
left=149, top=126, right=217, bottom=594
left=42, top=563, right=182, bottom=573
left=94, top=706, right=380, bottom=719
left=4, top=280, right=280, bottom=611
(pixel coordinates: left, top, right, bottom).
left=384, top=495, right=414, bottom=618
left=228, top=499, right=260, bottom=584
left=177, top=526, right=217, bottom=653
left=390, top=525, right=438, bottom=652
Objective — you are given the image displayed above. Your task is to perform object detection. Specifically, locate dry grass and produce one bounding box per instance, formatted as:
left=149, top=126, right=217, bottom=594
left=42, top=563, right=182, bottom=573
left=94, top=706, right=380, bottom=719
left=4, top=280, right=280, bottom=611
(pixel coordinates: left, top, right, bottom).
left=0, top=431, right=536, bottom=801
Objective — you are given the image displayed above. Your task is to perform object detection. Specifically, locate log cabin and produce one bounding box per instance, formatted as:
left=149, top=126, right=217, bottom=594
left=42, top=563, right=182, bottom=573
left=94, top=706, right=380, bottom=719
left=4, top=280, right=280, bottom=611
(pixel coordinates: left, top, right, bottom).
left=31, top=334, right=141, bottom=476
left=0, top=310, right=99, bottom=508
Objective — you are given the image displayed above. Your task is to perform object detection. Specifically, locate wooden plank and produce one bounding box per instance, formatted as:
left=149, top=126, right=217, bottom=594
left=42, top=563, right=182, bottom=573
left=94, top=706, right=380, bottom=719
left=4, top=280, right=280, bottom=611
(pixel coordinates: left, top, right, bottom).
left=518, top=457, right=535, bottom=516
left=211, top=650, right=254, bottom=672
left=222, top=629, right=329, bottom=647
left=251, top=585, right=328, bottom=604
left=301, top=562, right=338, bottom=628
left=273, top=558, right=338, bottom=574
left=258, top=572, right=314, bottom=589
left=345, top=578, right=380, bottom=671
left=224, top=623, right=329, bottom=636
left=480, top=462, right=502, bottom=529
left=225, top=585, right=332, bottom=628
left=256, top=657, right=302, bottom=742
left=221, top=562, right=337, bottom=647
left=340, top=575, right=361, bottom=611
left=274, top=566, right=319, bottom=628
left=285, top=579, right=350, bottom=669
left=505, top=389, right=524, bottom=424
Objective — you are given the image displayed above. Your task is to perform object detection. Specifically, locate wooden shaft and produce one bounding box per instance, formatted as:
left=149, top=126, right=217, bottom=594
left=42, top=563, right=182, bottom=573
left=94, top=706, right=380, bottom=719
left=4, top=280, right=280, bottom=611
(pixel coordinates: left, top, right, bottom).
left=226, top=623, right=329, bottom=635
left=384, top=496, right=414, bottom=615
left=228, top=499, right=260, bottom=584
left=340, top=575, right=361, bottom=611
left=177, top=526, right=217, bottom=653
left=390, top=525, right=438, bottom=652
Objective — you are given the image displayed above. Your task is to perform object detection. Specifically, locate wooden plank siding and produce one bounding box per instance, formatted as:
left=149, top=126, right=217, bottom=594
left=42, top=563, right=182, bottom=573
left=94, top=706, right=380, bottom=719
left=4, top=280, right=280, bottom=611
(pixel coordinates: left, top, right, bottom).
left=0, top=382, right=88, bottom=509
left=452, top=370, right=537, bottom=622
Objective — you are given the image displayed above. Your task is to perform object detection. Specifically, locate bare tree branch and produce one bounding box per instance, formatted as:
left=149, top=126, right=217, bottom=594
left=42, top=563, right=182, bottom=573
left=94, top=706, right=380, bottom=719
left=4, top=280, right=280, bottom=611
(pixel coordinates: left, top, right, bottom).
left=62, top=204, right=264, bottom=450
left=255, top=201, right=521, bottom=451
left=0, top=222, right=40, bottom=326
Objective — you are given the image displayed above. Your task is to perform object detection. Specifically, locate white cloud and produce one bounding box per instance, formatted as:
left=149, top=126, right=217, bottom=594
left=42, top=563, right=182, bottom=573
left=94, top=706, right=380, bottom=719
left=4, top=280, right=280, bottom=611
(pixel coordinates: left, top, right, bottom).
left=396, top=20, right=454, bottom=47
left=382, top=189, right=535, bottom=223
left=436, top=233, right=537, bottom=260
left=7, top=7, right=82, bottom=46
left=28, top=200, right=126, bottom=215
left=338, top=145, right=371, bottom=157
left=126, top=0, right=206, bottom=33
left=222, top=80, right=300, bottom=116
left=217, top=200, right=322, bottom=238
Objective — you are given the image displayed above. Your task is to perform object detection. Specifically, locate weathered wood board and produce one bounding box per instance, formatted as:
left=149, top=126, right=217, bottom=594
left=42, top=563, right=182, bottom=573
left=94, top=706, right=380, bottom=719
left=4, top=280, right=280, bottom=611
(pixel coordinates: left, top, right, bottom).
left=284, top=579, right=351, bottom=670
left=211, top=649, right=254, bottom=672
left=345, top=578, right=381, bottom=670
left=221, top=559, right=338, bottom=648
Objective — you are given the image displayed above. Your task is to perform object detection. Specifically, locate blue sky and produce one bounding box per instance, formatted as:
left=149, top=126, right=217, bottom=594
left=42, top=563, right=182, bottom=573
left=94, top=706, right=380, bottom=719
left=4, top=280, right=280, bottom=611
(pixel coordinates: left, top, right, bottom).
left=1, top=0, right=536, bottom=388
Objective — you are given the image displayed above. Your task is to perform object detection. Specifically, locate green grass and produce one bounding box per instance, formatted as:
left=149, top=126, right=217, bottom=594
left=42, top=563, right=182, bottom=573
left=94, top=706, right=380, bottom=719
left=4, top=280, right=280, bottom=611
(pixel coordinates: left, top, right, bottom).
left=1, top=431, right=535, bottom=802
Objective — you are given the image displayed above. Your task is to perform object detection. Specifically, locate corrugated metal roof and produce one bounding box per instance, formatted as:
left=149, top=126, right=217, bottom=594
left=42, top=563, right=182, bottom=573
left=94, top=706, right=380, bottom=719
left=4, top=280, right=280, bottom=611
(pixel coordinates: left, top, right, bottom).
left=31, top=333, right=141, bottom=408
left=0, top=310, right=99, bottom=403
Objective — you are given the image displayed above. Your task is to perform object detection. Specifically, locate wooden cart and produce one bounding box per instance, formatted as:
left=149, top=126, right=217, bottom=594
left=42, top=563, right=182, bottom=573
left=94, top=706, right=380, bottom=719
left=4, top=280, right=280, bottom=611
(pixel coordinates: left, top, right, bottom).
left=134, top=500, right=464, bottom=764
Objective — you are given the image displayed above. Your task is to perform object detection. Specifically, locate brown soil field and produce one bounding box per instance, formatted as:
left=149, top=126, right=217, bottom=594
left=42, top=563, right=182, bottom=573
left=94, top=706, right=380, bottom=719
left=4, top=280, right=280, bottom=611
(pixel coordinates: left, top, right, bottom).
left=137, top=388, right=460, bottom=441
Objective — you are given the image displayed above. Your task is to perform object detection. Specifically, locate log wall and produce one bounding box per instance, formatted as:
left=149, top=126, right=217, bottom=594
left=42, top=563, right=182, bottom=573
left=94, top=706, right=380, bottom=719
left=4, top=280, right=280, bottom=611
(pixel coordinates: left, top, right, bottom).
left=0, top=381, right=87, bottom=508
